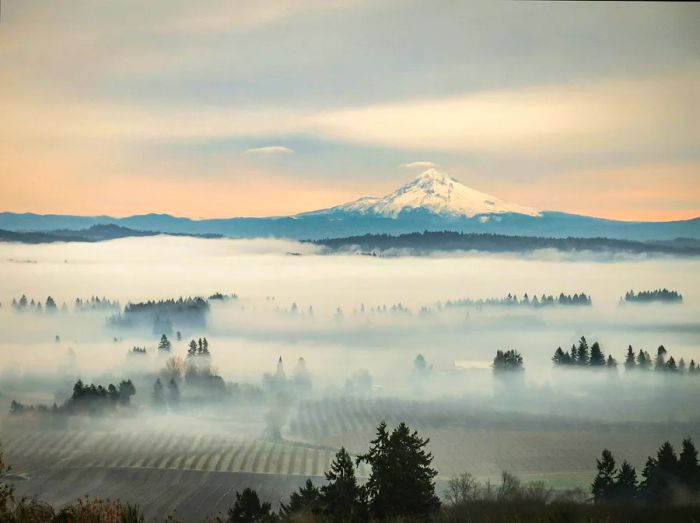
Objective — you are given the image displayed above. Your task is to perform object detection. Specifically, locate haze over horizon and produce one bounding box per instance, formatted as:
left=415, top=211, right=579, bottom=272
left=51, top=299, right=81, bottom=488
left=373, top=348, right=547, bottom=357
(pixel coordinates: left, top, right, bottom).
left=1, top=1, right=699, bottom=221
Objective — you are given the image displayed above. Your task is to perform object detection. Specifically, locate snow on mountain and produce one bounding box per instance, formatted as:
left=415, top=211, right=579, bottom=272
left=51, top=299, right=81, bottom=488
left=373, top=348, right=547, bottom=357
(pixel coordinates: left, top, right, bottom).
left=318, top=169, right=540, bottom=218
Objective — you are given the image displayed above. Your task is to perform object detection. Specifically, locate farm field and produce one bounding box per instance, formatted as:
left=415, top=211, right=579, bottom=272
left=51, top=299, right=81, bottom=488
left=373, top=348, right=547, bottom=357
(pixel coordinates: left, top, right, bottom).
left=286, top=397, right=700, bottom=485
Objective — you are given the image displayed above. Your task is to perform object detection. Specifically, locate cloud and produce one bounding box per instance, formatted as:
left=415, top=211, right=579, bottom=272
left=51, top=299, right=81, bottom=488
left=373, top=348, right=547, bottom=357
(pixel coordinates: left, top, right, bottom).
left=311, top=70, right=700, bottom=155
left=243, top=146, right=295, bottom=156
left=401, top=161, right=437, bottom=169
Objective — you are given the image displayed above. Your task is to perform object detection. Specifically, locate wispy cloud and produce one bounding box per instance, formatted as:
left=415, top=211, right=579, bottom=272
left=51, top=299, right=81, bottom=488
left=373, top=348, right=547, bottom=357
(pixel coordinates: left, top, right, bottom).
left=401, top=161, right=437, bottom=169
left=243, top=146, right=295, bottom=156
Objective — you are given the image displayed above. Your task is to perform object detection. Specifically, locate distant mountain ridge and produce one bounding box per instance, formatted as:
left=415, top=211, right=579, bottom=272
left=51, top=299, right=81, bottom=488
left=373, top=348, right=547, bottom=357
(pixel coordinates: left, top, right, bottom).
left=1, top=170, right=699, bottom=241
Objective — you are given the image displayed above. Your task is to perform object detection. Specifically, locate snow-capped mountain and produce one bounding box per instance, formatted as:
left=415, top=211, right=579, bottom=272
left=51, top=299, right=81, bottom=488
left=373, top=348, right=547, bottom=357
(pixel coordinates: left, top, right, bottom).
left=2, top=169, right=699, bottom=241
left=319, top=169, right=539, bottom=218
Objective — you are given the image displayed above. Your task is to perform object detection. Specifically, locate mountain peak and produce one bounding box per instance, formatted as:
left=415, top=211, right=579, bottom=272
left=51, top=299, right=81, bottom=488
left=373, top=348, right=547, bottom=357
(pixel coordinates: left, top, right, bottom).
left=318, top=169, right=540, bottom=218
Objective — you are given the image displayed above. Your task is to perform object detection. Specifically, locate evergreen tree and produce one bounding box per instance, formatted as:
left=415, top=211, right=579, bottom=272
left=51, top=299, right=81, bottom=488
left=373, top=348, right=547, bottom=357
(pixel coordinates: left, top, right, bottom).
left=641, top=441, right=678, bottom=505
left=358, top=422, right=440, bottom=520
left=654, top=346, right=667, bottom=371
left=614, top=461, right=638, bottom=502
left=666, top=356, right=678, bottom=372
left=569, top=344, right=577, bottom=365
left=689, top=360, right=697, bottom=374
left=197, top=338, right=203, bottom=355
left=280, top=479, right=322, bottom=518
left=589, top=342, right=605, bottom=366
left=624, top=346, right=636, bottom=371
left=576, top=336, right=589, bottom=366
left=591, top=449, right=616, bottom=502
left=552, top=347, right=566, bottom=366
left=202, top=337, right=209, bottom=356
left=227, top=488, right=273, bottom=523
left=187, top=340, right=197, bottom=358
left=157, top=334, right=171, bottom=353
left=678, top=438, right=700, bottom=493
left=45, top=296, right=57, bottom=311
left=606, top=355, right=618, bottom=370
left=321, top=448, right=366, bottom=522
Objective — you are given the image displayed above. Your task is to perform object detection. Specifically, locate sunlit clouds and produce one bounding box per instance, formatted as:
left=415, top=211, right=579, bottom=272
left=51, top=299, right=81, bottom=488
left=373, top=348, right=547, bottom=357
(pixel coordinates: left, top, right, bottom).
left=0, top=1, right=698, bottom=219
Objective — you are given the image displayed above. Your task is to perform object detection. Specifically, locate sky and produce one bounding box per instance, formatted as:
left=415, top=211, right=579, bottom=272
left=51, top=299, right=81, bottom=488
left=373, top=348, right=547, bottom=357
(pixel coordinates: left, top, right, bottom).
left=0, top=1, right=699, bottom=221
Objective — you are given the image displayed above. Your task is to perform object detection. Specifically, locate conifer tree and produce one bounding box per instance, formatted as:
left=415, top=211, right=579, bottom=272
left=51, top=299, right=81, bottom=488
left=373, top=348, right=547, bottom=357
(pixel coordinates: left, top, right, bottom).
left=227, top=488, right=273, bottom=523
left=187, top=340, right=197, bottom=358
left=679, top=438, right=700, bottom=493
left=592, top=449, right=616, bottom=502
left=280, top=479, right=322, bottom=518
left=589, top=342, right=605, bottom=366
left=321, top=448, right=366, bottom=522
left=624, top=346, right=636, bottom=371
left=614, top=461, right=638, bottom=502
left=552, top=347, right=566, bottom=366
left=654, top=346, right=667, bottom=371
left=606, top=355, right=618, bottom=370
left=157, top=334, right=171, bottom=353
left=358, top=422, right=439, bottom=520
left=576, top=336, right=589, bottom=366
left=666, top=356, right=678, bottom=372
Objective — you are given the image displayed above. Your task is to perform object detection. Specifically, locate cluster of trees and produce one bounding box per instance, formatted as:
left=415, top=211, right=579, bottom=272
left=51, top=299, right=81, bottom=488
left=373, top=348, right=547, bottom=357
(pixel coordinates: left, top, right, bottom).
left=208, top=292, right=238, bottom=301
left=623, top=345, right=698, bottom=374
left=492, top=350, right=524, bottom=374
left=10, top=295, right=63, bottom=313
left=552, top=340, right=699, bottom=374
left=223, top=421, right=439, bottom=522
left=74, top=296, right=120, bottom=311
left=446, top=292, right=591, bottom=309
left=552, top=337, right=617, bottom=368
left=187, top=337, right=210, bottom=358
left=130, top=346, right=147, bottom=355
left=313, top=231, right=700, bottom=256
left=623, top=289, right=683, bottom=304
left=592, top=438, right=700, bottom=505
left=108, top=296, right=210, bottom=332
left=10, top=379, right=136, bottom=416
left=10, top=295, right=122, bottom=313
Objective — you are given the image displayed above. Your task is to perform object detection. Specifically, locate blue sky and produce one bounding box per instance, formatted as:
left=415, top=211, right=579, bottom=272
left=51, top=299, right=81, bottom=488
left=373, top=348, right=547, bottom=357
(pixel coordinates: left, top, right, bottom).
left=1, top=1, right=698, bottom=219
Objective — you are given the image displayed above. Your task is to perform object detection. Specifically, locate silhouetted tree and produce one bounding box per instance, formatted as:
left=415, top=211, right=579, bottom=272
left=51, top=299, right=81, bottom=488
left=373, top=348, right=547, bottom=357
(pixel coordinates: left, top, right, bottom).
left=227, top=488, right=273, bottom=523
left=592, top=449, right=616, bottom=503
left=589, top=342, right=605, bottom=366
left=606, top=355, right=618, bottom=370
left=576, top=337, right=589, bottom=366
left=280, top=479, right=321, bottom=518
left=187, top=340, right=197, bottom=358
left=624, top=346, right=636, bottom=371
left=614, top=461, right=638, bottom=502
left=321, top=448, right=366, bottom=522
left=679, top=438, right=700, bottom=494
left=654, top=346, right=667, bottom=371
left=358, top=422, right=439, bottom=520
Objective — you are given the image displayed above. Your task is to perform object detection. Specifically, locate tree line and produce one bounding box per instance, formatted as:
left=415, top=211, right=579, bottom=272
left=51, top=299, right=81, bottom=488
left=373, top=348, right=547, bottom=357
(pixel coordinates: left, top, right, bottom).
left=592, top=438, right=699, bottom=505
left=623, top=289, right=683, bottom=304
left=9, top=379, right=136, bottom=417
left=552, top=337, right=698, bottom=374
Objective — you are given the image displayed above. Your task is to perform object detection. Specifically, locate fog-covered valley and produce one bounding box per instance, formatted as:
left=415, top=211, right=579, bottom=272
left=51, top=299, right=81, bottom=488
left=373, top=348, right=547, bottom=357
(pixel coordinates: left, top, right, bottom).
left=1, top=236, right=699, bottom=519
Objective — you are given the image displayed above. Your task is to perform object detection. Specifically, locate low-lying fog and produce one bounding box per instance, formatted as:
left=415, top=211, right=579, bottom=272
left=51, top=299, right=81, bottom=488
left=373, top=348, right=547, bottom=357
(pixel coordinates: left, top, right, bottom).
left=0, top=235, right=699, bottom=420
